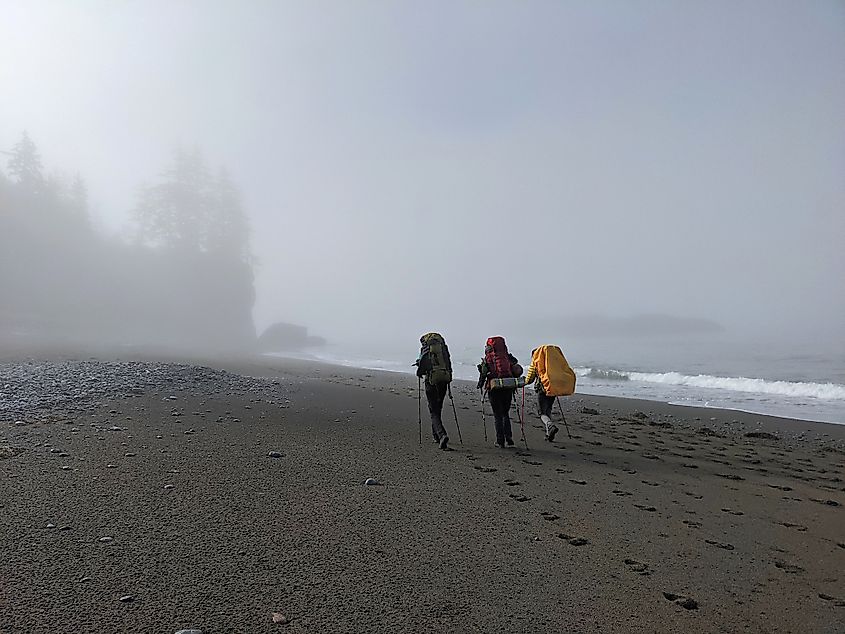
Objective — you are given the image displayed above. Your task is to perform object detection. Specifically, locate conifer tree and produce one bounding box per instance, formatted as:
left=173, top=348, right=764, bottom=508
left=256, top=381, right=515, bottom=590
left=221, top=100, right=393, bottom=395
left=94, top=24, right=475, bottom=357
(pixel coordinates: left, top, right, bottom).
left=7, top=131, right=44, bottom=193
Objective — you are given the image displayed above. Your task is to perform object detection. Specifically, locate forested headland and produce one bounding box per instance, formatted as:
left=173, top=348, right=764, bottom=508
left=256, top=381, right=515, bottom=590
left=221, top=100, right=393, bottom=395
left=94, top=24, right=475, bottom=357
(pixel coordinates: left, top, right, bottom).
left=0, top=132, right=256, bottom=351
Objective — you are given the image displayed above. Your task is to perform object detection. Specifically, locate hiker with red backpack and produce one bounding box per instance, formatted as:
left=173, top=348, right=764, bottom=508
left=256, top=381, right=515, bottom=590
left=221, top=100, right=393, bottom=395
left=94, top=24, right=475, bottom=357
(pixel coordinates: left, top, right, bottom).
left=477, top=336, right=523, bottom=448
left=525, top=345, right=577, bottom=441
left=415, top=332, right=453, bottom=450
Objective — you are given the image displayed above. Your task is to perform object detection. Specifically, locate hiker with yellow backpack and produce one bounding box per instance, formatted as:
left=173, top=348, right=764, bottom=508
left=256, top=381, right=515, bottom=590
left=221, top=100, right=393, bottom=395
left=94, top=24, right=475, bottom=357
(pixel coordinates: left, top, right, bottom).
left=524, top=345, right=577, bottom=442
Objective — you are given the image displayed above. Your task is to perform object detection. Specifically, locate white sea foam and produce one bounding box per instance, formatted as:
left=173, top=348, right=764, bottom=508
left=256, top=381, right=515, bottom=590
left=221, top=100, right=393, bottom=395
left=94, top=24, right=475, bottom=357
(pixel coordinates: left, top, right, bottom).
left=576, top=367, right=845, bottom=400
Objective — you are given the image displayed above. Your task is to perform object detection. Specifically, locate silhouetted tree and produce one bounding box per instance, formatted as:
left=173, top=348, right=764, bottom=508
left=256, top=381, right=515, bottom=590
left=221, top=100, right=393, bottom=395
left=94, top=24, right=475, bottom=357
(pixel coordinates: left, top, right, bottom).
left=208, top=167, right=251, bottom=263
left=134, top=148, right=210, bottom=251
left=134, top=149, right=251, bottom=263
left=7, top=131, right=43, bottom=193
left=70, top=173, right=90, bottom=224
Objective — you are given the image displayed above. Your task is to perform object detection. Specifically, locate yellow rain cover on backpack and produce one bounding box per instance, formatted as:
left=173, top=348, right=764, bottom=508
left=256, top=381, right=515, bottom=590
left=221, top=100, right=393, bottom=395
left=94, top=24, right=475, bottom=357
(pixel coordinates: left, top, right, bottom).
left=532, top=345, right=576, bottom=396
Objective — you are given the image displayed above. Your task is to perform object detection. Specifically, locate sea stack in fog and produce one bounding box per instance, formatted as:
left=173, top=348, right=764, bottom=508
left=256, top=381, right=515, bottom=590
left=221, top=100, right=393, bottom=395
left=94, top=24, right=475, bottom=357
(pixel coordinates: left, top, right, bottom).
left=258, top=322, right=326, bottom=352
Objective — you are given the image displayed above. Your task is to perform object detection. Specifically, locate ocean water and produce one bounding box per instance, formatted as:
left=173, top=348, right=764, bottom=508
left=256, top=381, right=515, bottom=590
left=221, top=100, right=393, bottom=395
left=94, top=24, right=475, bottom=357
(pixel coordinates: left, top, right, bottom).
left=268, top=334, right=845, bottom=425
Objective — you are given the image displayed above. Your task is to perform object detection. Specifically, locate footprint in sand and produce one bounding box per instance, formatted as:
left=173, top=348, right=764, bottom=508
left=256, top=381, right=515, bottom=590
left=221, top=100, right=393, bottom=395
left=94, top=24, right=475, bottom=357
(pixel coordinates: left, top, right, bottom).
left=721, top=508, right=744, bottom=516
left=818, top=593, right=845, bottom=607
left=624, top=559, right=650, bottom=575
left=809, top=498, right=841, bottom=507
left=623, top=468, right=638, bottom=475
left=634, top=504, right=657, bottom=512
left=613, top=490, right=633, bottom=497
left=642, top=480, right=661, bottom=487
left=474, top=466, right=497, bottom=473
left=541, top=512, right=560, bottom=522
left=705, top=539, right=735, bottom=551
left=767, top=484, right=792, bottom=491
left=509, top=494, right=531, bottom=502
left=556, top=468, right=573, bottom=474
left=682, top=520, right=702, bottom=528
left=774, top=561, right=804, bottom=574
left=522, top=460, right=542, bottom=466
left=777, top=521, right=808, bottom=532
left=504, top=479, right=521, bottom=486
left=557, top=533, right=589, bottom=546
left=569, top=479, right=587, bottom=485
left=682, top=464, right=699, bottom=469
left=662, top=592, right=699, bottom=610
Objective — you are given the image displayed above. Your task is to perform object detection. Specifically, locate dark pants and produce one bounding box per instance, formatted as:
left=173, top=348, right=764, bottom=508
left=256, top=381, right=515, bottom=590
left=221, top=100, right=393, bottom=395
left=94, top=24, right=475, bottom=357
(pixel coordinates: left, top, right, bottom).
left=538, top=393, right=555, bottom=417
left=488, top=388, right=514, bottom=444
left=425, top=382, right=449, bottom=441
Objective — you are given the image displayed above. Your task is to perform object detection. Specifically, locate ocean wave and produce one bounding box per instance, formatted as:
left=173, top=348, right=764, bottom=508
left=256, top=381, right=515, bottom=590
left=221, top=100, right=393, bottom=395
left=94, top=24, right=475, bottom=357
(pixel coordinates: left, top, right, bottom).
left=584, top=368, right=630, bottom=381
left=578, top=367, right=845, bottom=400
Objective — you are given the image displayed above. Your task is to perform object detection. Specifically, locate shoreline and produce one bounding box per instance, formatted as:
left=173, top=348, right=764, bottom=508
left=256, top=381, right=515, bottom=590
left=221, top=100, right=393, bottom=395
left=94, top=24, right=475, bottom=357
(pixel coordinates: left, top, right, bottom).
left=261, top=350, right=845, bottom=427
left=4, top=347, right=845, bottom=443
left=2, top=351, right=844, bottom=632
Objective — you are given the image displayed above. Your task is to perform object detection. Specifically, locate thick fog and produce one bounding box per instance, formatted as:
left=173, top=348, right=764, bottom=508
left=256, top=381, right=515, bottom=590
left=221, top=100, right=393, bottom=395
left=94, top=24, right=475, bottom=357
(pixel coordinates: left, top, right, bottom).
left=1, top=1, right=843, bottom=353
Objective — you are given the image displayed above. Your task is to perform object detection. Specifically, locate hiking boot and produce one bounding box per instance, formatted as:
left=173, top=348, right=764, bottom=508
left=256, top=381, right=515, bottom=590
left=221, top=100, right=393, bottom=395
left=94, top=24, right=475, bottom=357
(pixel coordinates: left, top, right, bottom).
left=505, top=437, right=515, bottom=447
left=439, top=435, right=449, bottom=450
left=546, top=425, right=559, bottom=442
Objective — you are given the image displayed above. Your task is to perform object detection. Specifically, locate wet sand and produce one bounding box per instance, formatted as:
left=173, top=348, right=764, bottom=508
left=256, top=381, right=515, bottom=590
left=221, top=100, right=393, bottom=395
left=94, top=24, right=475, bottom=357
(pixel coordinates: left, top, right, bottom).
left=1, top=353, right=843, bottom=633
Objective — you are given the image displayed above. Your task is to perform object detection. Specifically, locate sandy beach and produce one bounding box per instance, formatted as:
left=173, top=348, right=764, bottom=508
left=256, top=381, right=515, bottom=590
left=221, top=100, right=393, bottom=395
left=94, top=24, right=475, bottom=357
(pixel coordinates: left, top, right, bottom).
left=1, top=352, right=843, bottom=633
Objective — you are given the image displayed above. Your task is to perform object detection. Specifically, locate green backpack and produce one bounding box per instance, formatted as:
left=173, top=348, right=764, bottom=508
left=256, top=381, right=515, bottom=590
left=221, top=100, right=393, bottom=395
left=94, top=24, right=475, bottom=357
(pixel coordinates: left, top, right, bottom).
left=420, top=332, right=453, bottom=385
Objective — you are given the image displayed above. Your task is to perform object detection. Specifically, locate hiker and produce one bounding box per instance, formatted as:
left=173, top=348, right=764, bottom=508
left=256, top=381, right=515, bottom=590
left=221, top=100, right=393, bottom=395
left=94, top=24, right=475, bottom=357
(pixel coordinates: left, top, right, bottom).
left=415, top=332, right=453, bottom=450
left=477, top=336, right=522, bottom=448
left=525, top=344, right=577, bottom=441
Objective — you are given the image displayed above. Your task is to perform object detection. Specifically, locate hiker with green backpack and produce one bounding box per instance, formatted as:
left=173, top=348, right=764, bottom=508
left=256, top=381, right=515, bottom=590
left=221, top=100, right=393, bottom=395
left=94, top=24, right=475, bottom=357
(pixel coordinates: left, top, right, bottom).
left=415, top=332, right=454, bottom=450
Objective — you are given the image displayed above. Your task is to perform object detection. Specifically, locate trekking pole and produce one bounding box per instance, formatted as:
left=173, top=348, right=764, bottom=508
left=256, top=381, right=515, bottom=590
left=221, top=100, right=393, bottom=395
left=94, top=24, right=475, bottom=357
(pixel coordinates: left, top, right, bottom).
left=555, top=397, right=573, bottom=439
left=479, top=389, right=488, bottom=441
left=447, top=384, right=463, bottom=445
left=512, top=392, right=528, bottom=449
left=417, top=377, right=422, bottom=445
left=521, top=385, right=525, bottom=432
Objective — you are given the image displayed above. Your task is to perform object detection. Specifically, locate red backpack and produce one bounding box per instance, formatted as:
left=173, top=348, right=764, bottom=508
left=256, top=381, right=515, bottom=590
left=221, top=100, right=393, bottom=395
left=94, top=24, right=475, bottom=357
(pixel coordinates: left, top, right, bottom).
left=485, top=336, right=514, bottom=379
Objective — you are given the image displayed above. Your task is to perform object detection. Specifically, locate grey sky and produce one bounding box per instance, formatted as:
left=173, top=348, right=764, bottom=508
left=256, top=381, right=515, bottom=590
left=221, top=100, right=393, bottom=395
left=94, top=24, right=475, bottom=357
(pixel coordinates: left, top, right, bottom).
left=2, top=0, right=843, bottom=344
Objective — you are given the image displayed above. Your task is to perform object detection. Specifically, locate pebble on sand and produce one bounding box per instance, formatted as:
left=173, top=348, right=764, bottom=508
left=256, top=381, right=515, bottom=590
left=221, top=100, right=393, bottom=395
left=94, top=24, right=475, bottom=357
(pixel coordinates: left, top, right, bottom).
left=271, top=612, right=289, bottom=624
left=364, top=478, right=381, bottom=486
left=268, top=451, right=283, bottom=458
left=119, top=595, right=134, bottom=603
left=98, top=536, right=114, bottom=543
left=175, top=630, right=203, bottom=634
left=164, top=484, right=175, bottom=490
